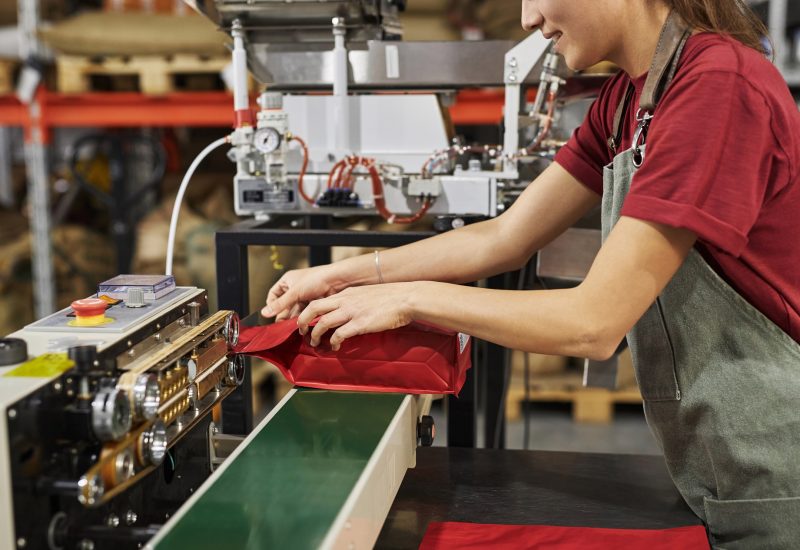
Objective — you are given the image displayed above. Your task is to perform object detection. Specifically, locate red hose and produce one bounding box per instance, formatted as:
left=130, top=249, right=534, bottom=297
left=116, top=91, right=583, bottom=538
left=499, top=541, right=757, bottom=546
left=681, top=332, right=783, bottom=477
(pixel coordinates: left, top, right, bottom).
left=290, top=135, right=314, bottom=204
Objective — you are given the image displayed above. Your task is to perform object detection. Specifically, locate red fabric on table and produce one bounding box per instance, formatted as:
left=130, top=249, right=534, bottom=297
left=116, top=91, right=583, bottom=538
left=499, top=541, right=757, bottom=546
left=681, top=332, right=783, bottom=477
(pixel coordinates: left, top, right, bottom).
left=419, top=522, right=710, bottom=549
left=234, top=318, right=472, bottom=395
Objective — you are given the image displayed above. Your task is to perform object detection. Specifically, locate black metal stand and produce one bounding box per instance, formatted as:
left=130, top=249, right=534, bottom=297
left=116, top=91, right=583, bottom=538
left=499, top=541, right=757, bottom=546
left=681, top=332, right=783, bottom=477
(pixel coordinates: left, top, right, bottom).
left=216, top=218, right=513, bottom=446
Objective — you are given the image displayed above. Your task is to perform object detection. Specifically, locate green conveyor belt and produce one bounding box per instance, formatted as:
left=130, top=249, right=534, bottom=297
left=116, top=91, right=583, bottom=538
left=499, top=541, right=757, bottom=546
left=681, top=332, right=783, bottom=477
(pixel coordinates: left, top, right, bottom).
left=153, top=390, right=406, bottom=550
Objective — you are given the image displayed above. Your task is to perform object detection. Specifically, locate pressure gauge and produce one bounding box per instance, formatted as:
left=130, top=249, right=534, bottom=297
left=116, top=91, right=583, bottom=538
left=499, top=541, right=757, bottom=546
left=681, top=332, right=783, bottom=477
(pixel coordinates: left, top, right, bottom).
left=254, top=127, right=282, bottom=153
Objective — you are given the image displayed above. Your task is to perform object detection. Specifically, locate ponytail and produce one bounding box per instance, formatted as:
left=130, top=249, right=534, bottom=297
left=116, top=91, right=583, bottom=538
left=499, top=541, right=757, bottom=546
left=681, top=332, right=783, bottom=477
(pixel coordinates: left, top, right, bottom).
left=664, top=0, right=770, bottom=55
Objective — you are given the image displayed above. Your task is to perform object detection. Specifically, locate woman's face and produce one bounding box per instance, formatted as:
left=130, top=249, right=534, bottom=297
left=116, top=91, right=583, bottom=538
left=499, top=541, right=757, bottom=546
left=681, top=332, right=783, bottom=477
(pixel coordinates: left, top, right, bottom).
left=521, top=0, right=624, bottom=70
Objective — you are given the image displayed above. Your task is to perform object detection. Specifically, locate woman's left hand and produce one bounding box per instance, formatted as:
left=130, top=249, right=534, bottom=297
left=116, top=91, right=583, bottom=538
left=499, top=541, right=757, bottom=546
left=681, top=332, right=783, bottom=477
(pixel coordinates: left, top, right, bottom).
left=296, top=282, right=418, bottom=351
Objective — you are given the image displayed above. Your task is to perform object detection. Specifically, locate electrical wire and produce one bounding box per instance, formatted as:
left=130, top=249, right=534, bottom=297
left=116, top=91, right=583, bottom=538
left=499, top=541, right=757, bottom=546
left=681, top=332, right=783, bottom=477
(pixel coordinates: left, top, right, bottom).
left=165, top=135, right=230, bottom=276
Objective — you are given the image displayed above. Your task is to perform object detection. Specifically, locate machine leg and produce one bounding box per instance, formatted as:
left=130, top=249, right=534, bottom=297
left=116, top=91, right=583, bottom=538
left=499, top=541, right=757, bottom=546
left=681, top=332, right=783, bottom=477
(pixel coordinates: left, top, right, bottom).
left=484, top=273, right=510, bottom=449
left=216, top=236, right=253, bottom=434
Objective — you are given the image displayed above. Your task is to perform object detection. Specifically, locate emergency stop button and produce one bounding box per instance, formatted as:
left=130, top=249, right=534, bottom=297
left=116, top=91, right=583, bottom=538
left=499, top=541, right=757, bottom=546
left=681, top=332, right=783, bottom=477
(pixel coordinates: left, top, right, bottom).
left=70, top=298, right=112, bottom=327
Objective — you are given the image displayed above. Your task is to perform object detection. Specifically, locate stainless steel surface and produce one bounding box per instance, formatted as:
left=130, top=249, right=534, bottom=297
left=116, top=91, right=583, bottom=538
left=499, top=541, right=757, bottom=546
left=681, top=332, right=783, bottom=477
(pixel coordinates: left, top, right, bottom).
left=188, top=302, right=201, bottom=327
left=246, top=40, right=588, bottom=90
left=187, top=0, right=402, bottom=44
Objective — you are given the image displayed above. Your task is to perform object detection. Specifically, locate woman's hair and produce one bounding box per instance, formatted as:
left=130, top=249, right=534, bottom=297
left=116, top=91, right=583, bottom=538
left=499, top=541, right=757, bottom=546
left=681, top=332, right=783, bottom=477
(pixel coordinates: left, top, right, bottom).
left=664, top=0, right=770, bottom=55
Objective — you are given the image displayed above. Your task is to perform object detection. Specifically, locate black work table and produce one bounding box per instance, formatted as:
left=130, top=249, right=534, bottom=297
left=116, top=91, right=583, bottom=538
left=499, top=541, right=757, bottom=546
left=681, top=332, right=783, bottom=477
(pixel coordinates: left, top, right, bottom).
left=375, top=448, right=702, bottom=548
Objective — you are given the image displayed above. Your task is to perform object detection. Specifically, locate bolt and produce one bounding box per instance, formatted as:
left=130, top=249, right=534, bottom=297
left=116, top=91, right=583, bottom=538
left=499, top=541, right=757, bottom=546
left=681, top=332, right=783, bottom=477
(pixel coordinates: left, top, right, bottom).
left=16, top=538, right=26, bottom=548
left=508, top=74, right=517, bottom=82
left=154, top=334, right=161, bottom=342
left=106, top=514, right=120, bottom=528
left=508, top=58, right=518, bottom=68
left=77, top=540, right=94, bottom=550
left=127, top=340, right=133, bottom=347
left=53, top=381, right=63, bottom=392
left=8, top=409, right=16, bottom=419
left=125, top=510, right=138, bottom=525
left=128, top=349, right=136, bottom=358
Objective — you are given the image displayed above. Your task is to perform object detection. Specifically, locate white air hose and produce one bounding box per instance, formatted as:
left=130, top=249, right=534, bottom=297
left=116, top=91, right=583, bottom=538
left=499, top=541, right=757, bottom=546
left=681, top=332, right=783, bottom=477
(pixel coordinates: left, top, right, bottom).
left=165, top=136, right=230, bottom=276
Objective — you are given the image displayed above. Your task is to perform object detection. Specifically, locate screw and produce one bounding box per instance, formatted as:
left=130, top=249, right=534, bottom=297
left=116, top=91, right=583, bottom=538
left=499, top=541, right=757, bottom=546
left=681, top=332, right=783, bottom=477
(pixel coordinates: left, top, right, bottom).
left=125, top=510, right=138, bottom=525
left=53, top=381, right=63, bottom=392
left=8, top=409, right=16, bottom=419
left=106, top=514, right=120, bottom=528
left=16, top=538, right=26, bottom=548
left=77, top=540, right=94, bottom=550
left=127, top=340, right=133, bottom=347
left=508, top=58, right=518, bottom=68
left=508, top=74, right=517, bottom=82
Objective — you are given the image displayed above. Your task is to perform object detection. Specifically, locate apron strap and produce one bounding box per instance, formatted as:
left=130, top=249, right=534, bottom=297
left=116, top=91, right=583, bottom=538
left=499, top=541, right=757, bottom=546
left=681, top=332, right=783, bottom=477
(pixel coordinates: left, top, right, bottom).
left=607, top=11, right=691, bottom=155
left=608, top=84, right=635, bottom=155
left=640, top=10, right=692, bottom=111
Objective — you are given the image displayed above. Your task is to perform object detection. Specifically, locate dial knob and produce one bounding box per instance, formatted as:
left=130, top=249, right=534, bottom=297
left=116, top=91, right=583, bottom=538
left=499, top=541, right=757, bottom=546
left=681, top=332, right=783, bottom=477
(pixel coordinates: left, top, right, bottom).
left=0, top=338, right=27, bottom=366
left=253, top=127, right=282, bottom=154
left=92, top=388, right=132, bottom=442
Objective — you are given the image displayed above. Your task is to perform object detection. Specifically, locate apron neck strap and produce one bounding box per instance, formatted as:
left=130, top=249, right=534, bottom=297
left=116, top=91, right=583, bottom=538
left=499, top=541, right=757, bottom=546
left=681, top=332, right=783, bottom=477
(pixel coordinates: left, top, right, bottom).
left=607, top=11, right=691, bottom=154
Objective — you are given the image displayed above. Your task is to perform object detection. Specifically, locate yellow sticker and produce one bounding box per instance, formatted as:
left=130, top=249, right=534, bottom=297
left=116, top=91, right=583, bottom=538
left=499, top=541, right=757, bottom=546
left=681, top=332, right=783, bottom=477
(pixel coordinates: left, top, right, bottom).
left=3, top=353, right=75, bottom=378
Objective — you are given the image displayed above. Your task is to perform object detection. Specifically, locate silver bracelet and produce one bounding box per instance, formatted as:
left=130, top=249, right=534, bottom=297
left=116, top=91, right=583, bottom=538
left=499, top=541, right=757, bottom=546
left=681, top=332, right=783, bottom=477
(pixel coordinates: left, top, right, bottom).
left=374, top=250, right=385, bottom=284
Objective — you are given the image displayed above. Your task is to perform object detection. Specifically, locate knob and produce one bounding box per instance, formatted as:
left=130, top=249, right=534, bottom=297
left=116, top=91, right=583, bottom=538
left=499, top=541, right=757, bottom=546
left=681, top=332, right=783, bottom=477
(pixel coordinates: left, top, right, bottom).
left=417, top=415, right=435, bottom=447
left=132, top=373, right=160, bottom=421
left=223, top=312, right=240, bottom=348
left=225, top=355, right=246, bottom=387
left=91, top=388, right=132, bottom=442
left=0, top=338, right=27, bottom=366
left=138, top=420, right=167, bottom=466
left=68, top=345, right=98, bottom=374
left=125, top=288, right=146, bottom=308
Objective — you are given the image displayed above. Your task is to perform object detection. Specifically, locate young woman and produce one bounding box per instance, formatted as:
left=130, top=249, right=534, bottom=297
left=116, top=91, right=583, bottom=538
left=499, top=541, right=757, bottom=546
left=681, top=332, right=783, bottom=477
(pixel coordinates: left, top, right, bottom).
left=263, top=1, right=800, bottom=546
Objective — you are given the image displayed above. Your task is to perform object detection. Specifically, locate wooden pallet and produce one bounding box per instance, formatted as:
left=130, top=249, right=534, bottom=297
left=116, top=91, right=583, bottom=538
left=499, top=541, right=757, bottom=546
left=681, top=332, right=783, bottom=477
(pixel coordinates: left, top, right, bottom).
left=0, top=59, right=18, bottom=95
left=56, top=54, right=233, bottom=95
left=506, top=371, right=642, bottom=424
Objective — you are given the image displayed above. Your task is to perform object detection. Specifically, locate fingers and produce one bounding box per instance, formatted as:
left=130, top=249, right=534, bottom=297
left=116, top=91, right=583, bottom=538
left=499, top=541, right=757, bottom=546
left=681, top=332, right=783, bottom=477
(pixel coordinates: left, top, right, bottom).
left=296, top=298, right=329, bottom=335
left=263, top=279, right=295, bottom=319
left=309, top=310, right=351, bottom=347
left=329, top=322, right=362, bottom=351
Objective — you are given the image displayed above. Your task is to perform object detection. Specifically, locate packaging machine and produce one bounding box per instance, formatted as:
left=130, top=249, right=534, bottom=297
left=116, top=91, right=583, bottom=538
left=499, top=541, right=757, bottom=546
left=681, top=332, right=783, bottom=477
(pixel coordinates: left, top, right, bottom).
left=0, top=281, right=433, bottom=549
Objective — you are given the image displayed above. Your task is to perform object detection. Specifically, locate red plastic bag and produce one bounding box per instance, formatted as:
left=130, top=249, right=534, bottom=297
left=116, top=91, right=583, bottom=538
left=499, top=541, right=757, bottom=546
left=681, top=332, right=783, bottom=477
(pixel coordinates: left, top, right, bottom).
left=234, top=318, right=472, bottom=394
left=419, top=522, right=710, bottom=549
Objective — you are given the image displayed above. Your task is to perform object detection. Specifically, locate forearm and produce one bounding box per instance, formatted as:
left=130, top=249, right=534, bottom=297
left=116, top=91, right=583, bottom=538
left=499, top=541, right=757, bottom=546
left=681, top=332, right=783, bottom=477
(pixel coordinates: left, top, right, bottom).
left=329, top=163, right=600, bottom=290
left=328, top=218, right=515, bottom=289
left=408, top=281, right=615, bottom=360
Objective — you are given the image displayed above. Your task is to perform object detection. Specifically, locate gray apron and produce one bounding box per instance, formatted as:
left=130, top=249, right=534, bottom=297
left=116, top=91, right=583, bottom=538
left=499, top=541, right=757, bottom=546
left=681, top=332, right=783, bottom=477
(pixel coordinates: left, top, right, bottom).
left=602, top=13, right=800, bottom=549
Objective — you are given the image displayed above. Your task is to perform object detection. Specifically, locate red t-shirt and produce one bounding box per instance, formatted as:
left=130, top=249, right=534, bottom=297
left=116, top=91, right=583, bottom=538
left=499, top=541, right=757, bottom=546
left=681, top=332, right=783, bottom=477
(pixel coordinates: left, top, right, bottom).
left=555, top=33, right=800, bottom=343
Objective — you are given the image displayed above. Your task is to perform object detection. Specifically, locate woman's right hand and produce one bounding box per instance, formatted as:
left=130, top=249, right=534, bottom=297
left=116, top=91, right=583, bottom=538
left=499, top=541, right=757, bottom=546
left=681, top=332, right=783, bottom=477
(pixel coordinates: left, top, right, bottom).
left=261, top=265, right=342, bottom=321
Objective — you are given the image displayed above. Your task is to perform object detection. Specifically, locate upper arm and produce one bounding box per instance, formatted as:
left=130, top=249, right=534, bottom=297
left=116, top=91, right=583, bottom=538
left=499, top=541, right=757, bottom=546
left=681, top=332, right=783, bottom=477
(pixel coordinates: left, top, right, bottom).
left=498, top=162, right=601, bottom=262
left=575, top=215, right=697, bottom=353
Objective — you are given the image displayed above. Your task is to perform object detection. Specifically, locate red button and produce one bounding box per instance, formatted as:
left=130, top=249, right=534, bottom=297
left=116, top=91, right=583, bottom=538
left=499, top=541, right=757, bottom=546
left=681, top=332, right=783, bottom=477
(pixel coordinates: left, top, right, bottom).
left=71, top=298, right=107, bottom=318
